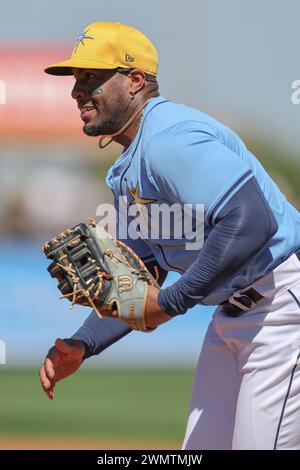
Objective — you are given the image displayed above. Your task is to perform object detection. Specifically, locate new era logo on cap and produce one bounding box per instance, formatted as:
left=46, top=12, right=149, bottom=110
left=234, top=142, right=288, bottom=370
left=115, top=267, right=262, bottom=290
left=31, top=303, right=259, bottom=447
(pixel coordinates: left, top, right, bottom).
left=125, top=53, right=135, bottom=62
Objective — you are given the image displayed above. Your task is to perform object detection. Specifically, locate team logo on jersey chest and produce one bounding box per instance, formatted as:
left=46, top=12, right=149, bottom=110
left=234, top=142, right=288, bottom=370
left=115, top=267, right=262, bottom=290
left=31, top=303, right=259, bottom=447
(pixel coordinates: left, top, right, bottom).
left=128, top=183, right=156, bottom=206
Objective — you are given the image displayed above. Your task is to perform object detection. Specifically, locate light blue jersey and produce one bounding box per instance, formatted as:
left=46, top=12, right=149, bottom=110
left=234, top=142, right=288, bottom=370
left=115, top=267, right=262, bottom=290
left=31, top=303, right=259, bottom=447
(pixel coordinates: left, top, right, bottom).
left=106, top=96, right=300, bottom=305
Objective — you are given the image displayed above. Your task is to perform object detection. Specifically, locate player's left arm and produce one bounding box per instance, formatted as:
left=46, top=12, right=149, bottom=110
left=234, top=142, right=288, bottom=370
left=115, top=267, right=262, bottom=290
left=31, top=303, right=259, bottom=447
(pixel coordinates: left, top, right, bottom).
left=146, top=123, right=278, bottom=316
left=158, top=177, right=278, bottom=315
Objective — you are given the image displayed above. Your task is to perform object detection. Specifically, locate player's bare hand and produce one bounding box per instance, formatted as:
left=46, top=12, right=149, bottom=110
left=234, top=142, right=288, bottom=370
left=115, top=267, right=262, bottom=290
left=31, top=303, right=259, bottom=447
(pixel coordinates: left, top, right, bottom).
left=39, top=338, right=85, bottom=400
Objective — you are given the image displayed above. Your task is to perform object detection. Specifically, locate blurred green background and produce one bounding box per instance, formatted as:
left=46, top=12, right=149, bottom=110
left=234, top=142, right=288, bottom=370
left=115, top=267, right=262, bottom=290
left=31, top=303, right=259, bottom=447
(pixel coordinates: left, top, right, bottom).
left=0, top=369, right=193, bottom=449
left=1, top=0, right=300, bottom=450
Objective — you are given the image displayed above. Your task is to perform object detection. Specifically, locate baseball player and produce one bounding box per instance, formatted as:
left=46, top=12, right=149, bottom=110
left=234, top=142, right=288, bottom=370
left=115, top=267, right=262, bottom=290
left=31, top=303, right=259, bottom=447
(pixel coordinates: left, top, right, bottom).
left=39, top=22, right=300, bottom=450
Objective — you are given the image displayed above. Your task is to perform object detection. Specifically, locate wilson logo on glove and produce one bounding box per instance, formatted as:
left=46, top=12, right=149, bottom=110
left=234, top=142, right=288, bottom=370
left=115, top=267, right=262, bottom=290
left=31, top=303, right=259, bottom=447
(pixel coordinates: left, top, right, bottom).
left=118, top=275, right=133, bottom=293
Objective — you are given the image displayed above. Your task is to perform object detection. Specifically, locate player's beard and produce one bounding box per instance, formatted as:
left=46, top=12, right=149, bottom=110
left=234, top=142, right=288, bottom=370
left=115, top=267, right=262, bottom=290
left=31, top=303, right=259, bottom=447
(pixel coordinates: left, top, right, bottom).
left=83, top=97, right=130, bottom=137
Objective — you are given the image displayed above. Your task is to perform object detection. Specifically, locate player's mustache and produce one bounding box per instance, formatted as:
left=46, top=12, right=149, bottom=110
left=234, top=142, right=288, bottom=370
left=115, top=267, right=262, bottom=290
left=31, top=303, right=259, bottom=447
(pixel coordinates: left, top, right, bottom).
left=77, top=98, right=99, bottom=110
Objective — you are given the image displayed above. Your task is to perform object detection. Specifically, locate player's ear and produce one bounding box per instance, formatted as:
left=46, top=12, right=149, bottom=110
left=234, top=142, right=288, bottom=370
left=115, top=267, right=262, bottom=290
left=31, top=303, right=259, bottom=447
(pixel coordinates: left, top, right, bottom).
left=127, top=69, right=146, bottom=94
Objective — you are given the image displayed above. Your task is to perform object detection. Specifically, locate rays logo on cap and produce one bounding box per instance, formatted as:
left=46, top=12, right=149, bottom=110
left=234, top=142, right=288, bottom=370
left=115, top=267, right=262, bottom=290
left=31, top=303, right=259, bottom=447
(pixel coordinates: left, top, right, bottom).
left=74, top=29, right=94, bottom=53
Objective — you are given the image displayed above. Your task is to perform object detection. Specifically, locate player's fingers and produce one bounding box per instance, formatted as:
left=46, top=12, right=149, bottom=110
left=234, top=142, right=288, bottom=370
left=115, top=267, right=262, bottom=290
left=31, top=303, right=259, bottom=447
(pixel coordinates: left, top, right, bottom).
left=39, top=365, right=52, bottom=391
left=44, top=357, right=55, bottom=380
left=40, top=365, right=56, bottom=399
left=46, top=387, right=55, bottom=400
left=55, top=338, right=72, bottom=354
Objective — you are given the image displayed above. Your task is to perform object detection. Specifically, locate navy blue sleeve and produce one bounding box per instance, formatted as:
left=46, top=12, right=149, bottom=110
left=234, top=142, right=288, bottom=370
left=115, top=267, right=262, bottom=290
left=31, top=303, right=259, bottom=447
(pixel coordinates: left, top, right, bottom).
left=71, top=314, right=131, bottom=359
left=71, top=261, right=168, bottom=359
left=158, top=177, right=278, bottom=315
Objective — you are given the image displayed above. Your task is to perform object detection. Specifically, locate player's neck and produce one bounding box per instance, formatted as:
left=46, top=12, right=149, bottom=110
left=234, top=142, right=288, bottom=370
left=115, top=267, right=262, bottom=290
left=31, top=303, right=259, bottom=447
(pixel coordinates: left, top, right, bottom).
left=112, top=111, right=143, bottom=148
left=113, top=92, right=159, bottom=148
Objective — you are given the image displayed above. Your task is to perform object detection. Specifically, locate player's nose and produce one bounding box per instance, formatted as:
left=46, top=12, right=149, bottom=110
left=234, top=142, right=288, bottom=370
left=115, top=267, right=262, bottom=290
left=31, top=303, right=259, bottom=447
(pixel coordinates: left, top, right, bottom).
left=71, top=82, right=89, bottom=101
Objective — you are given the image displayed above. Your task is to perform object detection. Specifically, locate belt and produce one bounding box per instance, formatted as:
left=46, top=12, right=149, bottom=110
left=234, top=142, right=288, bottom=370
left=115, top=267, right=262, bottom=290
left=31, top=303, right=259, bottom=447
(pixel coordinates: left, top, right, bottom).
left=221, top=250, right=300, bottom=317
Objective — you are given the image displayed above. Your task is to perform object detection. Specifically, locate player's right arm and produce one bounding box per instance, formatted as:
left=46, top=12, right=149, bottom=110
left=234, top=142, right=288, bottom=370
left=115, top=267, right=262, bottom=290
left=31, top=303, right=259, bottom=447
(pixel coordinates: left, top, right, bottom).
left=39, top=237, right=167, bottom=399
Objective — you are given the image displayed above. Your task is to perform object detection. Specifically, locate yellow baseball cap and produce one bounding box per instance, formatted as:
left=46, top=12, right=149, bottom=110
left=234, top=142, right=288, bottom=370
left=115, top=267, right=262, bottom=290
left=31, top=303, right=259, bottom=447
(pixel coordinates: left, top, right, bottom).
left=45, top=22, right=158, bottom=77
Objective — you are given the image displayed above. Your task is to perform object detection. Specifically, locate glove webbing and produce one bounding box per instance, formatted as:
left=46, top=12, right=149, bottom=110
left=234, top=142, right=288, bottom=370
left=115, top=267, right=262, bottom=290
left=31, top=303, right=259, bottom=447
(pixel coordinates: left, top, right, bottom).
left=43, top=219, right=156, bottom=319
left=52, top=238, right=152, bottom=319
